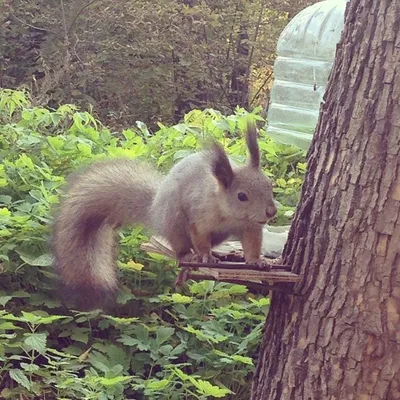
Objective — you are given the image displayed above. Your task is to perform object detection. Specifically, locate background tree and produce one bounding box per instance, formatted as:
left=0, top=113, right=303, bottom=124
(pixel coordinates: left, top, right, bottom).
left=251, top=0, right=400, bottom=398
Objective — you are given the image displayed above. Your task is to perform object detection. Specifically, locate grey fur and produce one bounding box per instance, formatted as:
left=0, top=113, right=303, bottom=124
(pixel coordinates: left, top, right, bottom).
left=245, top=123, right=260, bottom=168
left=52, top=125, right=277, bottom=309
left=51, top=159, right=163, bottom=309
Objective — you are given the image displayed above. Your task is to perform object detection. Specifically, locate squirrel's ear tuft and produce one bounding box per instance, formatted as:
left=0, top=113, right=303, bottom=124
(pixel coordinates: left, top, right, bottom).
left=245, top=122, right=260, bottom=169
left=211, top=141, right=234, bottom=189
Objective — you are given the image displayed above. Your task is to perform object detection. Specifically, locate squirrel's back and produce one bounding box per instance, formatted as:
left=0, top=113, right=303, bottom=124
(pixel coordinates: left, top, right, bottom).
left=52, top=158, right=163, bottom=309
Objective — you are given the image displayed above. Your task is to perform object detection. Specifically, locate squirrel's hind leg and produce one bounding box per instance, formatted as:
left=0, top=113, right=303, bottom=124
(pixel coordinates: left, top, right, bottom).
left=168, top=223, right=219, bottom=264
left=187, top=223, right=219, bottom=264
left=167, top=231, right=193, bottom=262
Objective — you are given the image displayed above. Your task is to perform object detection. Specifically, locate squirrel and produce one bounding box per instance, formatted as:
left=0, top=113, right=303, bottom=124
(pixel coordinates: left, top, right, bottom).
left=51, top=123, right=277, bottom=310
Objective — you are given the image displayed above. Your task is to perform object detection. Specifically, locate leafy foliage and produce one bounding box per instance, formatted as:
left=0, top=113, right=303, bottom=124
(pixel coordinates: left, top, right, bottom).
left=0, top=89, right=306, bottom=399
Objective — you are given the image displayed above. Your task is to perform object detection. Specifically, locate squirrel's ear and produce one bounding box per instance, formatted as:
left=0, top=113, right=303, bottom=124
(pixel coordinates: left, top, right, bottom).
left=245, top=122, right=260, bottom=169
left=211, top=142, right=234, bottom=189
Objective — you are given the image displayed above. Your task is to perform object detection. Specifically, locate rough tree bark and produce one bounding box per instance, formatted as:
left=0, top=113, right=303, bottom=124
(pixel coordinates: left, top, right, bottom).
left=252, top=1, right=400, bottom=399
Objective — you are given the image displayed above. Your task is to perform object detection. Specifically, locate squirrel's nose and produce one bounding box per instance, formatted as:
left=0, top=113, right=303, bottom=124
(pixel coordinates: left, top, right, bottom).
left=266, top=204, right=277, bottom=219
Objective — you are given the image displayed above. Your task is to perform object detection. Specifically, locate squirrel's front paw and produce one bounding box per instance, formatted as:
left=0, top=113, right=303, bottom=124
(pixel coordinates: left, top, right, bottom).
left=179, top=253, right=219, bottom=264
left=246, top=257, right=271, bottom=271
left=191, top=253, right=219, bottom=264
left=200, top=254, right=219, bottom=264
left=179, top=253, right=197, bottom=263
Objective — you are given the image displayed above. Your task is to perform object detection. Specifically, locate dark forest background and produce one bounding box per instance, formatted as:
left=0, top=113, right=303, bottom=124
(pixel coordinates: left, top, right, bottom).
left=1, top=0, right=319, bottom=129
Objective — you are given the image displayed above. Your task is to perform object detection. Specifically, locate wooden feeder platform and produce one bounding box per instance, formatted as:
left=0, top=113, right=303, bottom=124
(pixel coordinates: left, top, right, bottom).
left=141, top=236, right=300, bottom=294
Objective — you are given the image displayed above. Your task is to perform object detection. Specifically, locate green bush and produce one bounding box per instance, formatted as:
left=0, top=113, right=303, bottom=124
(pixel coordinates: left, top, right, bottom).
left=0, top=89, right=306, bottom=399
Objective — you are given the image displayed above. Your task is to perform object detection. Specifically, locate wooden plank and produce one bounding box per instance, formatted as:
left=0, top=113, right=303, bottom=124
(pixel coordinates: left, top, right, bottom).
left=185, top=268, right=300, bottom=283
left=179, top=261, right=291, bottom=271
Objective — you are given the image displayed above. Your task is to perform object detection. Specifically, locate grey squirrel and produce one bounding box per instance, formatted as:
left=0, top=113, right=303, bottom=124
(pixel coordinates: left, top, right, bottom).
left=51, top=123, right=277, bottom=309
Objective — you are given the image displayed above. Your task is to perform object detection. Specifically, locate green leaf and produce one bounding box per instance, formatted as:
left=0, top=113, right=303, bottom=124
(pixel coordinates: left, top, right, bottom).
left=21, top=362, right=40, bottom=372
left=35, top=315, right=67, bottom=324
left=98, top=319, right=110, bottom=330
left=105, top=315, right=139, bottom=325
left=21, top=110, right=32, bottom=121
left=0, top=322, right=21, bottom=330
left=8, top=101, right=15, bottom=117
left=189, top=281, right=215, bottom=295
left=118, top=335, right=148, bottom=350
left=77, top=142, right=92, bottom=156
left=231, top=355, right=254, bottom=365
left=20, top=311, right=42, bottom=323
left=0, top=195, right=12, bottom=204
left=122, top=129, right=135, bottom=140
left=146, top=378, right=170, bottom=390
left=0, top=208, right=11, bottom=217
left=184, top=326, right=228, bottom=344
left=88, top=351, right=111, bottom=373
left=70, top=331, right=89, bottom=344
left=97, top=376, right=132, bottom=386
left=47, top=136, right=65, bottom=150
left=24, top=332, right=47, bottom=354
left=276, top=178, right=287, bottom=187
left=224, top=285, right=248, bottom=295
left=11, top=291, right=31, bottom=298
left=0, top=333, right=16, bottom=340
left=15, top=154, right=35, bottom=170
left=19, top=253, right=53, bottom=267
left=0, top=296, right=12, bottom=306
left=155, top=326, right=175, bottom=346
left=190, top=378, right=232, bottom=398
left=171, top=293, right=192, bottom=304
left=172, top=368, right=191, bottom=382
left=9, top=369, right=31, bottom=390
left=18, top=311, right=66, bottom=325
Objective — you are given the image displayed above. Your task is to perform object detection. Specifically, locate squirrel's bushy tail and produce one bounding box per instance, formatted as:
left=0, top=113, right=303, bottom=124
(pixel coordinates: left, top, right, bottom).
left=51, top=158, right=163, bottom=310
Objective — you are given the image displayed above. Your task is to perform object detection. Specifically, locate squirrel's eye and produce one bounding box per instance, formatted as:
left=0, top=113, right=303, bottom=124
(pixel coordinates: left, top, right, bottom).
left=238, top=192, right=248, bottom=202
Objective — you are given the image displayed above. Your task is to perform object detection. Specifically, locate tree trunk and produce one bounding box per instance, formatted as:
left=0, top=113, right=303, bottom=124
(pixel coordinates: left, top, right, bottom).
left=252, top=1, right=400, bottom=399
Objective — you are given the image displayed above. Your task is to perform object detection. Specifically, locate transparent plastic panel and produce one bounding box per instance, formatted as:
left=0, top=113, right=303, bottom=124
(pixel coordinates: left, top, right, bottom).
left=266, top=0, right=349, bottom=150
